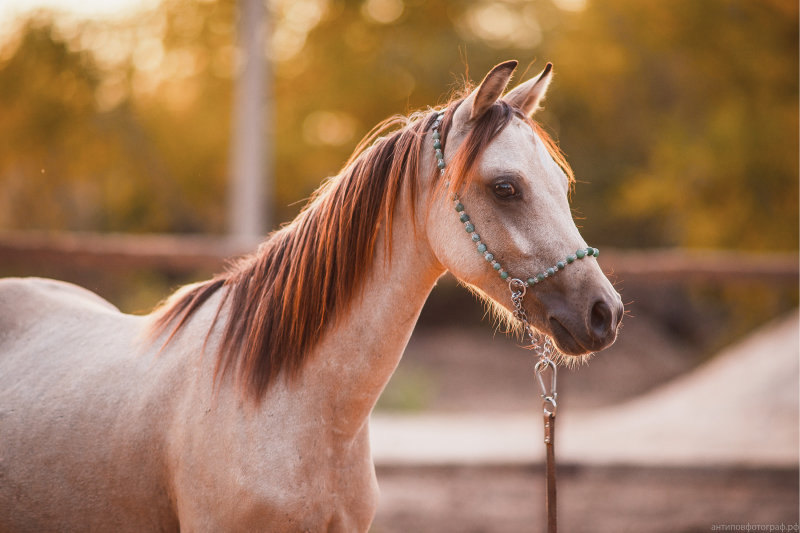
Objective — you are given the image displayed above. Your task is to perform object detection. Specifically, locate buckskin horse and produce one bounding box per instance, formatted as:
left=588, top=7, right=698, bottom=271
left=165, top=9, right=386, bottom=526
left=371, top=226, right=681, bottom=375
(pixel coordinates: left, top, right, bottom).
left=0, top=60, right=622, bottom=531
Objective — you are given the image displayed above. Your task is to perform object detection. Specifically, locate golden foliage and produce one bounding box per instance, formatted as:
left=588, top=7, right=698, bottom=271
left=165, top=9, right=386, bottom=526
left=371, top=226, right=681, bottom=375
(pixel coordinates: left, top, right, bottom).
left=0, top=0, right=796, bottom=250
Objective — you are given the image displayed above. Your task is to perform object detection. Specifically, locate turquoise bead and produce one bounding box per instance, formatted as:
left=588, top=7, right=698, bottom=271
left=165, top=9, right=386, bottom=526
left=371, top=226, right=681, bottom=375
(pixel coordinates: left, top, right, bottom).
left=557, top=261, right=565, bottom=270
left=434, top=140, right=442, bottom=150
left=576, top=249, right=586, bottom=259
left=471, top=233, right=480, bottom=242
left=527, top=278, right=537, bottom=285
left=586, top=247, right=594, bottom=257
left=477, top=243, right=487, bottom=253
left=567, top=255, right=576, bottom=264
left=493, top=263, right=501, bottom=271
left=437, top=159, right=445, bottom=169
left=464, top=223, right=474, bottom=233
left=432, top=131, right=440, bottom=140
left=459, top=213, right=470, bottom=222
left=455, top=203, right=464, bottom=212
left=484, top=253, right=494, bottom=262
left=593, top=248, right=600, bottom=257
left=435, top=149, right=442, bottom=158
left=537, top=273, right=545, bottom=282
left=500, top=271, right=509, bottom=280
left=547, top=267, right=555, bottom=276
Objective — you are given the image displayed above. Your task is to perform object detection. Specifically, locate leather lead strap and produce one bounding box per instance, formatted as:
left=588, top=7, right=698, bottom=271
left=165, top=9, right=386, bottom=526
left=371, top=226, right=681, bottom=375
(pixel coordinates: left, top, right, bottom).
left=544, top=413, right=557, bottom=533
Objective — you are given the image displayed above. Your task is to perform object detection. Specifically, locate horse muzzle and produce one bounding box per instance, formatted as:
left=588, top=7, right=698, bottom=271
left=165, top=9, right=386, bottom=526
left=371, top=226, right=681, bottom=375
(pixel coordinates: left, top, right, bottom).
left=542, top=288, right=624, bottom=356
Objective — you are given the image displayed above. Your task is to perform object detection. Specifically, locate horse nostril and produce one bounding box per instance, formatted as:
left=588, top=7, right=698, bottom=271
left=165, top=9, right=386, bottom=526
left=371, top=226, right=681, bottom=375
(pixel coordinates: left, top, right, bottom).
left=590, top=299, right=614, bottom=340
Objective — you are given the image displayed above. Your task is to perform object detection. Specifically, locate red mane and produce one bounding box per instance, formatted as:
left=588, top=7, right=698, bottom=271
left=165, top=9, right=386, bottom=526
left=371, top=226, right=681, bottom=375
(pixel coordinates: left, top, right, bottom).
left=150, top=96, right=573, bottom=402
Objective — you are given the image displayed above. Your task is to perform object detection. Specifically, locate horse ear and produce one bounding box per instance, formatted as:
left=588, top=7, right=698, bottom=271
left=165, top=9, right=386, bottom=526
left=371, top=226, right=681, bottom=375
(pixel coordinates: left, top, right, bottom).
left=453, top=60, right=518, bottom=127
left=503, top=62, right=553, bottom=117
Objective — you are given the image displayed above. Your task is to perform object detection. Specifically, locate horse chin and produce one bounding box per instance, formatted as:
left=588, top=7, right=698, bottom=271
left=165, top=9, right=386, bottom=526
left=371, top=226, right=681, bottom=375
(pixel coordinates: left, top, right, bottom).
left=546, top=317, right=595, bottom=357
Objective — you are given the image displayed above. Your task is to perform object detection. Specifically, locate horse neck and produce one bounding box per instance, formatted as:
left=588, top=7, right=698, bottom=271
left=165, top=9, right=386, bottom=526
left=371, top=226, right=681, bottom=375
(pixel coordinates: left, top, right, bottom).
left=298, top=189, right=444, bottom=438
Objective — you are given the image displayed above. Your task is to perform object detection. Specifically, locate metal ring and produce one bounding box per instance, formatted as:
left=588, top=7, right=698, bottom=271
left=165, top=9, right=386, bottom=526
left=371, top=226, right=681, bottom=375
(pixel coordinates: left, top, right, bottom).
left=508, top=277, right=526, bottom=297
left=542, top=395, right=557, bottom=417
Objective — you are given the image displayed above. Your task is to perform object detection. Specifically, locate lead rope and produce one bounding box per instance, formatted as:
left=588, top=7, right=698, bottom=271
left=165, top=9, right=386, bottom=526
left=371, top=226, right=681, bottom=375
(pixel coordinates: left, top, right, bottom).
left=509, top=278, right=558, bottom=533
left=432, top=108, right=571, bottom=532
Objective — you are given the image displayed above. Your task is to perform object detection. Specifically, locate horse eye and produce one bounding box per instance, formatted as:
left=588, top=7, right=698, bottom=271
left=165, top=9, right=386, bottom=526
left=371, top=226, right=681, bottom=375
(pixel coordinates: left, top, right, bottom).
left=493, top=182, right=517, bottom=198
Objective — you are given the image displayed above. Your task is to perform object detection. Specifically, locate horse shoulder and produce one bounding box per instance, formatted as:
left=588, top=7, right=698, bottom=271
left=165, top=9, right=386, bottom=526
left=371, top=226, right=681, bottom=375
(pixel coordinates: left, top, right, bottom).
left=169, top=385, right=379, bottom=532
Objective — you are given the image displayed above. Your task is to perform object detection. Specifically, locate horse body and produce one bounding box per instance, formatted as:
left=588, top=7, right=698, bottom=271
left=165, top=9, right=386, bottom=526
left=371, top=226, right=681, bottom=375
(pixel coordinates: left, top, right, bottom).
left=0, top=278, right=180, bottom=531
left=157, top=215, right=439, bottom=531
left=0, top=60, right=623, bottom=531
left=0, top=200, right=437, bottom=531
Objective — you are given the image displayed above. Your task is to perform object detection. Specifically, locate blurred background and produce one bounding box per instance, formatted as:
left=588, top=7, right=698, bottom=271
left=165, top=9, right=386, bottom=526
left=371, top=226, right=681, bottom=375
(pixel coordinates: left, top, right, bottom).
left=0, top=0, right=797, bottom=531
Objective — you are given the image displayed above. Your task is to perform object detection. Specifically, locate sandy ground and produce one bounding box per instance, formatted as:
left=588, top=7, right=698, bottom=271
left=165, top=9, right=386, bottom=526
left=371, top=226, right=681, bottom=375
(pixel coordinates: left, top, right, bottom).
left=371, top=464, right=798, bottom=533
left=381, top=299, right=704, bottom=414
left=370, top=309, right=799, bottom=532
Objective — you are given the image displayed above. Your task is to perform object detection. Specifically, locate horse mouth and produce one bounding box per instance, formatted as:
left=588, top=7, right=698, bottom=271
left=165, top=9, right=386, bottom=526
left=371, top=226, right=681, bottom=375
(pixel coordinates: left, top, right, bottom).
left=547, top=317, right=593, bottom=356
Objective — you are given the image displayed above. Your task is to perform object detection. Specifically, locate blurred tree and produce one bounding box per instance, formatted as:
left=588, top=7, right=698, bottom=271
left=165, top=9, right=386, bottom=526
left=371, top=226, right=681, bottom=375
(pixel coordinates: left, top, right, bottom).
left=0, top=0, right=796, bottom=252
left=0, top=5, right=235, bottom=233
left=269, top=0, right=572, bottom=221
left=0, top=17, right=183, bottom=232
left=546, top=0, right=799, bottom=250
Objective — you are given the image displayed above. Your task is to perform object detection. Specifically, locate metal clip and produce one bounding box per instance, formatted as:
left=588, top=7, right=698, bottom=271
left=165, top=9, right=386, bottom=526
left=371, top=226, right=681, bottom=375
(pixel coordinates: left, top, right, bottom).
left=535, top=357, right=558, bottom=418
left=509, top=277, right=559, bottom=419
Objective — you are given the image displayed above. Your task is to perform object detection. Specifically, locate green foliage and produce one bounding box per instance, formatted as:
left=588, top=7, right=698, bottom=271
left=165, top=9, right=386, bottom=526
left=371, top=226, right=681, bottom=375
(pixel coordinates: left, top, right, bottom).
left=548, top=0, right=799, bottom=250
left=0, top=0, right=796, bottom=250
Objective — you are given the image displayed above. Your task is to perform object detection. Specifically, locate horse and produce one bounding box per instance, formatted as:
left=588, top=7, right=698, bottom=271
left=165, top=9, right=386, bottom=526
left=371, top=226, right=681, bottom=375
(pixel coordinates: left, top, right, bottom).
left=0, top=60, right=623, bottom=532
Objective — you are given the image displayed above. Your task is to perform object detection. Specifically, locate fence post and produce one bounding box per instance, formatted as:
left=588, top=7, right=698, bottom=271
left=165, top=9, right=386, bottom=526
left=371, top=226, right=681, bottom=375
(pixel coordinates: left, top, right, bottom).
left=228, top=0, right=272, bottom=244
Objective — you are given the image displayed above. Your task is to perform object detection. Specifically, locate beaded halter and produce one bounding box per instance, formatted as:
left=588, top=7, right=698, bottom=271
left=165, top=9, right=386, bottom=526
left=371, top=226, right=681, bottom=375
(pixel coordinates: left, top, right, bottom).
left=430, top=109, right=599, bottom=301
left=430, top=107, right=603, bottom=403
left=431, top=107, right=593, bottom=533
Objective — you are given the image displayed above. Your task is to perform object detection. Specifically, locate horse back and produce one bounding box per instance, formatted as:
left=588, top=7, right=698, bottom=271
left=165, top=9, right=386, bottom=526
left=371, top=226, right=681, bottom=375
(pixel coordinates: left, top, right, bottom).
left=0, top=276, right=117, bottom=333
left=0, top=277, right=181, bottom=531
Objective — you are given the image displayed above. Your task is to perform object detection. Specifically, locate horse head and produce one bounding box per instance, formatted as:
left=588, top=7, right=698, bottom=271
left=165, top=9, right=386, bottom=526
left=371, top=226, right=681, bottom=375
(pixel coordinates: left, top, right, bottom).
left=422, top=60, right=623, bottom=358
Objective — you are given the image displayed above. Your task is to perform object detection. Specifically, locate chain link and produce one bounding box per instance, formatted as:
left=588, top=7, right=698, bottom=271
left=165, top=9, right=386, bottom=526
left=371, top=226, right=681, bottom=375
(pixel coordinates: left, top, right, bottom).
left=509, top=278, right=558, bottom=418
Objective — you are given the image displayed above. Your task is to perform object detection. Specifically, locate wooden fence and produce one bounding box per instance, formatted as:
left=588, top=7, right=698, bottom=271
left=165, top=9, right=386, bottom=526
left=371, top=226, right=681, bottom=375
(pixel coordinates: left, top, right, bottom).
left=0, top=231, right=797, bottom=284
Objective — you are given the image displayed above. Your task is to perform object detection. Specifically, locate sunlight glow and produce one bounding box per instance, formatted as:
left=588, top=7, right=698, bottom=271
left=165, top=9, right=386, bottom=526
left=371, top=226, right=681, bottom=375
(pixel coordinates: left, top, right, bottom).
left=552, top=0, right=588, bottom=12
left=458, top=2, right=543, bottom=50
left=0, top=0, right=158, bottom=23
left=270, top=0, right=329, bottom=61
left=303, top=111, right=358, bottom=146
left=361, top=0, right=404, bottom=25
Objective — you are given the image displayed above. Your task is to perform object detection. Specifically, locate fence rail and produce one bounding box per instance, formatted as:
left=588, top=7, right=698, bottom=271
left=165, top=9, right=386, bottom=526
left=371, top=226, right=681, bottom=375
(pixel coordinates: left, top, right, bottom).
left=0, top=231, right=797, bottom=284
left=0, top=231, right=251, bottom=274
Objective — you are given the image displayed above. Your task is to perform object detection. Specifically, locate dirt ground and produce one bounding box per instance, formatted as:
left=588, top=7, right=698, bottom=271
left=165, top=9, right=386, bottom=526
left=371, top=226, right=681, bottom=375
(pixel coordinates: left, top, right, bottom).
left=371, top=464, right=799, bottom=533
left=379, top=301, right=704, bottom=414
left=371, top=290, right=799, bottom=532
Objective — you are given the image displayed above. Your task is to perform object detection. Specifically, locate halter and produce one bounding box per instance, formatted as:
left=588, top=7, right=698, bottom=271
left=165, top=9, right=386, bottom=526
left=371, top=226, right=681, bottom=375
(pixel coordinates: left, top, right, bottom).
left=431, top=109, right=598, bottom=533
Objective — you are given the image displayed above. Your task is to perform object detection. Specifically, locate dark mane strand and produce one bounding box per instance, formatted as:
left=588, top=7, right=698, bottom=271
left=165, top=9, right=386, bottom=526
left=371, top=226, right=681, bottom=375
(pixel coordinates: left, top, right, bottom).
left=150, top=95, right=572, bottom=402
left=151, top=111, right=437, bottom=400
